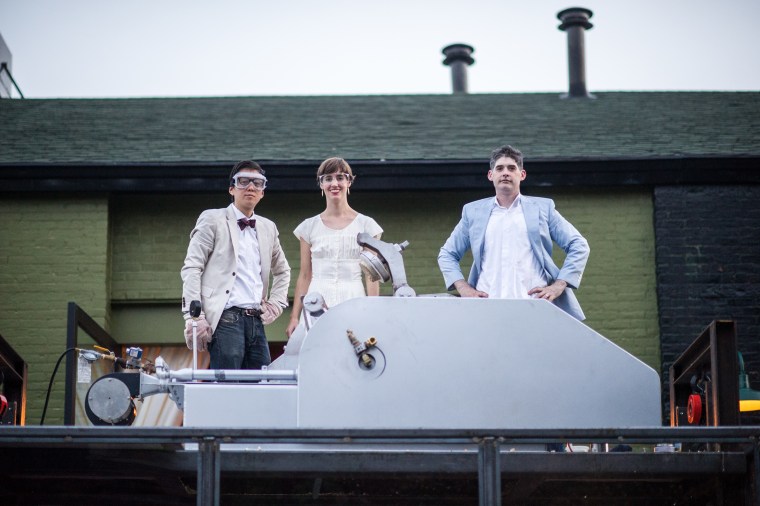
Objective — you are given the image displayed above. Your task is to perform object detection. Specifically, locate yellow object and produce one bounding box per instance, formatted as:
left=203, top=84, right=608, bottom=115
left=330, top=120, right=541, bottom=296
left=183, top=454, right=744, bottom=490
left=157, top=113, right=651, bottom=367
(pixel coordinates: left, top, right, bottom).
left=738, top=352, right=760, bottom=412
left=740, top=399, right=760, bottom=412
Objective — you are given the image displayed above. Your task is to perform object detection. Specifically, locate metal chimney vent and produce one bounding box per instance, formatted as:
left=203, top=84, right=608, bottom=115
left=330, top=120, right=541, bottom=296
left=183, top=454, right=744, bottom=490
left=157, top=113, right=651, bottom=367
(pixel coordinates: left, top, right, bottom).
left=557, top=7, right=594, bottom=99
left=442, top=43, right=475, bottom=94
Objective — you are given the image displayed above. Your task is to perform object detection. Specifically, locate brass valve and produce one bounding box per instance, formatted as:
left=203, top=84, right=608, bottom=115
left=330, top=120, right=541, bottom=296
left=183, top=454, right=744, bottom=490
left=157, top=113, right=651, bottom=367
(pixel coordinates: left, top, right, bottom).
left=346, top=330, right=378, bottom=369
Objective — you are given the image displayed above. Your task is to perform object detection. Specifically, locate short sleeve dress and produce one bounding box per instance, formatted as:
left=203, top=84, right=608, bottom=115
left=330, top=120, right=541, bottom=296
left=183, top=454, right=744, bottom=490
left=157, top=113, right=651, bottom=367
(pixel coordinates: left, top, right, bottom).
left=293, top=214, right=383, bottom=308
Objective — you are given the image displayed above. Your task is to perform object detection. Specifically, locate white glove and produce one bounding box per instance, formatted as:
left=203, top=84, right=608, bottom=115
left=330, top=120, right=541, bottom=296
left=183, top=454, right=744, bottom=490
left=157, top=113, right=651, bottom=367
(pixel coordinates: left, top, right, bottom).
left=183, top=313, right=213, bottom=351
left=260, top=301, right=283, bottom=325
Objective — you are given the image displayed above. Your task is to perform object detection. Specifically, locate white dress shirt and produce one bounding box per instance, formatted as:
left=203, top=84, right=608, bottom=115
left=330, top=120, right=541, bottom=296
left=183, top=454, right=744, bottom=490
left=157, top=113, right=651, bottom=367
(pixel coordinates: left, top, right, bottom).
left=226, top=204, right=264, bottom=309
left=476, top=196, right=548, bottom=299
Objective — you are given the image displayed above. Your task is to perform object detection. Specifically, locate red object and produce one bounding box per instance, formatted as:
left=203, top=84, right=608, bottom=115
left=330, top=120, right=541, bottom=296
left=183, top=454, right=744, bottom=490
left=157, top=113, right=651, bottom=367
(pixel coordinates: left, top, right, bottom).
left=0, top=394, right=8, bottom=419
left=687, top=393, right=702, bottom=425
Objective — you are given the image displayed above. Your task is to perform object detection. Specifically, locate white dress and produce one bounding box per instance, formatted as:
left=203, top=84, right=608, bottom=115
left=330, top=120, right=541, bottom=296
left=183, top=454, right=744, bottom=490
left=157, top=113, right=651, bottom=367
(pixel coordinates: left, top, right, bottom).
left=293, top=214, right=383, bottom=308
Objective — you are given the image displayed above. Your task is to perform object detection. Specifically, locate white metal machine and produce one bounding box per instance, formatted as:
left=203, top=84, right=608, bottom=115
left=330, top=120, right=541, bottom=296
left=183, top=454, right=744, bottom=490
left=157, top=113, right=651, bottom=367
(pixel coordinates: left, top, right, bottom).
left=85, top=234, right=662, bottom=430
left=179, top=296, right=661, bottom=429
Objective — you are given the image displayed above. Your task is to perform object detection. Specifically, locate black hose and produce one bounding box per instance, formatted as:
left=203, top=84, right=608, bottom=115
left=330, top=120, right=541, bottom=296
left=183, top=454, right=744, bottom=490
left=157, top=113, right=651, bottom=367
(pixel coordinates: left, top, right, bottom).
left=40, top=347, right=77, bottom=425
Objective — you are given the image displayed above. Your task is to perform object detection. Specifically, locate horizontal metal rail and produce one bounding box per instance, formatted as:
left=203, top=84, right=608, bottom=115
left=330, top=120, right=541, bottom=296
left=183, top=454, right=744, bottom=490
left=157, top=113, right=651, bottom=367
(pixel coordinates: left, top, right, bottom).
left=2, top=426, right=759, bottom=506
left=2, top=426, right=760, bottom=445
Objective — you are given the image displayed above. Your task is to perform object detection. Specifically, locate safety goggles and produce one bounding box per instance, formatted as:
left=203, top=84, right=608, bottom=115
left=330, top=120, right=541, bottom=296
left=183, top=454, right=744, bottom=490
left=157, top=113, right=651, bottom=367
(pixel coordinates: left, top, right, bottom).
left=232, top=172, right=267, bottom=190
left=318, top=173, right=354, bottom=185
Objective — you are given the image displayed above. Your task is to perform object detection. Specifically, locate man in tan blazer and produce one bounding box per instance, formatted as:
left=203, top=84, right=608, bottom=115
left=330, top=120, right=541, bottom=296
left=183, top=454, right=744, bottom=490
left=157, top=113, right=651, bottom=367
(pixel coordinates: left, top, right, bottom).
left=181, top=160, right=291, bottom=369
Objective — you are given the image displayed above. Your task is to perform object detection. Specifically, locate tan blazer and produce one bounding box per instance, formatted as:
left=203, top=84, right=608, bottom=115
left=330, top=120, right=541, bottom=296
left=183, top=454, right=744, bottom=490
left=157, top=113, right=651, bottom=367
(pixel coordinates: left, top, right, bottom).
left=181, top=205, right=291, bottom=332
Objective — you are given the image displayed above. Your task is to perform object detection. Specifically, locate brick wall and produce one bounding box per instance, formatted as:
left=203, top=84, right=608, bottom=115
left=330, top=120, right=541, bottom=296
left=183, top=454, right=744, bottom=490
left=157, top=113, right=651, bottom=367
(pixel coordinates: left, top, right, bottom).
left=110, top=188, right=660, bottom=376
left=0, top=196, right=109, bottom=424
left=110, top=194, right=221, bottom=302
left=655, top=185, right=760, bottom=424
left=0, top=187, right=660, bottom=424
left=539, top=188, right=660, bottom=371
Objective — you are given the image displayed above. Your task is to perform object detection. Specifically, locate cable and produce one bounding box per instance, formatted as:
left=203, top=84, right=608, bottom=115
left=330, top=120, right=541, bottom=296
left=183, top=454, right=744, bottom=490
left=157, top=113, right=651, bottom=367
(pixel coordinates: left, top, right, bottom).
left=39, top=347, right=77, bottom=425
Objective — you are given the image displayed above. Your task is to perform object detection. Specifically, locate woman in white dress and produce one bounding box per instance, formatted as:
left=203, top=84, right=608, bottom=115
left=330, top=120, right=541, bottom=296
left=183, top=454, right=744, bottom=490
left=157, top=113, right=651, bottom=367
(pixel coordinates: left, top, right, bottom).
left=285, top=158, right=383, bottom=337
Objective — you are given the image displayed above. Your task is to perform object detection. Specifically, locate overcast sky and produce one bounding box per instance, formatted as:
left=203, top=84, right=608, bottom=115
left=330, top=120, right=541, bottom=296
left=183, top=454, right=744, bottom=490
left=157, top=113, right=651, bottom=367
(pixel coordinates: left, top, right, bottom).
left=1, top=0, right=759, bottom=98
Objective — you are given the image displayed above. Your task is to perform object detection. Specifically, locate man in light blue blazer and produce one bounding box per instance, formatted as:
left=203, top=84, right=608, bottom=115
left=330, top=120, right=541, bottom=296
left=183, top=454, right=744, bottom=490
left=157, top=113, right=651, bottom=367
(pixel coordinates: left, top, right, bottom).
left=438, top=145, right=589, bottom=320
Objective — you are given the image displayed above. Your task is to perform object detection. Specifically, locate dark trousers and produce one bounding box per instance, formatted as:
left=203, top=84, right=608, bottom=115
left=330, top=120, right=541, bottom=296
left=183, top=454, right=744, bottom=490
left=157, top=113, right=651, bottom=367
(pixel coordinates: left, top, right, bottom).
left=208, top=308, right=271, bottom=369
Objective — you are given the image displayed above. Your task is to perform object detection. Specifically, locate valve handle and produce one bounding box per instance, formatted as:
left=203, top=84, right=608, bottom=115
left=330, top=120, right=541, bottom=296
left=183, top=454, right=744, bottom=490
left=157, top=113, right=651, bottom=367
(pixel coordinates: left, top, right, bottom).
left=687, top=393, right=702, bottom=425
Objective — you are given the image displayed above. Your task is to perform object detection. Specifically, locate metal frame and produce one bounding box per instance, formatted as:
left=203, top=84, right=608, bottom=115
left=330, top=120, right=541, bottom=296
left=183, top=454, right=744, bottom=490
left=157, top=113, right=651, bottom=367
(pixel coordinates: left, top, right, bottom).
left=0, top=331, right=27, bottom=425
left=64, top=302, right=121, bottom=425
left=1, top=426, right=759, bottom=506
left=0, top=62, right=24, bottom=99
left=670, top=320, right=740, bottom=427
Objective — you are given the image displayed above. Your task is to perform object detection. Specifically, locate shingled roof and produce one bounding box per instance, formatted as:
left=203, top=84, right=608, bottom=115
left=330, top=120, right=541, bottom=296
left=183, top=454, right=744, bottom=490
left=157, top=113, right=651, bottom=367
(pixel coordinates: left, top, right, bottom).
left=1, top=92, right=759, bottom=191
left=2, top=91, right=759, bottom=163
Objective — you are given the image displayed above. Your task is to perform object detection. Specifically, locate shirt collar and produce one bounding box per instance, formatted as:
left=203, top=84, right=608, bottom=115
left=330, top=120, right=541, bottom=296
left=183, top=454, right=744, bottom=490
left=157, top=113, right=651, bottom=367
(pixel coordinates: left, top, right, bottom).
left=492, top=194, right=522, bottom=210
left=229, top=203, right=255, bottom=220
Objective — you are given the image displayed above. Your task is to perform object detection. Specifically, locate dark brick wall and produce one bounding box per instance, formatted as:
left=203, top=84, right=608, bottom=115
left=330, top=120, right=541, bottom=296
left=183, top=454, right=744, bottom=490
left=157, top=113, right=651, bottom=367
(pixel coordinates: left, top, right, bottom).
left=655, top=185, right=760, bottom=424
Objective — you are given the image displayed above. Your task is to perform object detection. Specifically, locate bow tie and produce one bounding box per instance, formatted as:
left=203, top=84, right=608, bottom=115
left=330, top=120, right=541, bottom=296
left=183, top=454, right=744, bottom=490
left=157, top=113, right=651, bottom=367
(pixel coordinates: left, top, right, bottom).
left=237, top=217, right=256, bottom=231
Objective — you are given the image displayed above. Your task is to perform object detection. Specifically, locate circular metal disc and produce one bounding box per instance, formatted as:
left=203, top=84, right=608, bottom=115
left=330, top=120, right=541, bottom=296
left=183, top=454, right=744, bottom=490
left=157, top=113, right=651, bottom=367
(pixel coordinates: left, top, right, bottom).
left=87, top=377, right=133, bottom=424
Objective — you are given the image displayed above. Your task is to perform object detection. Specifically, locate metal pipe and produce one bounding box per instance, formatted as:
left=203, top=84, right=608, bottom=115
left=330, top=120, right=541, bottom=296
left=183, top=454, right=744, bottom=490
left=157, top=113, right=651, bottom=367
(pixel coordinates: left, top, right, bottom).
left=169, top=368, right=297, bottom=382
left=557, top=8, right=594, bottom=98
left=192, top=321, right=198, bottom=373
left=442, top=44, right=475, bottom=94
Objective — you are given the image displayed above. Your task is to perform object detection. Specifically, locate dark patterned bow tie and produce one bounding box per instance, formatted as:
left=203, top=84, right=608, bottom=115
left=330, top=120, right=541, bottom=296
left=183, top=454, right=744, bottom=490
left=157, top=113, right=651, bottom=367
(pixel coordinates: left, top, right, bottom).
left=237, top=217, right=256, bottom=230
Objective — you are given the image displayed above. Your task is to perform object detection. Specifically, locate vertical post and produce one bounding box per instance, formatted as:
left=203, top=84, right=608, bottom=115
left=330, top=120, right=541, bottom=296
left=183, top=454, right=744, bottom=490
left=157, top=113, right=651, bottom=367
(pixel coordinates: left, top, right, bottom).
left=669, top=362, right=679, bottom=426
left=64, top=302, right=79, bottom=425
left=710, top=320, right=740, bottom=426
left=198, top=437, right=221, bottom=506
left=478, top=437, right=501, bottom=506
left=63, top=302, right=119, bottom=426
left=753, top=438, right=760, bottom=505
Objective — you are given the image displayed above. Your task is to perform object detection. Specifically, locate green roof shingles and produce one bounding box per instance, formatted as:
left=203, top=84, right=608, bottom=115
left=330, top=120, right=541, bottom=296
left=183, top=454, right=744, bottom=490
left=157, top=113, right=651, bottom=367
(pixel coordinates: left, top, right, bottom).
left=1, top=92, right=759, bottom=164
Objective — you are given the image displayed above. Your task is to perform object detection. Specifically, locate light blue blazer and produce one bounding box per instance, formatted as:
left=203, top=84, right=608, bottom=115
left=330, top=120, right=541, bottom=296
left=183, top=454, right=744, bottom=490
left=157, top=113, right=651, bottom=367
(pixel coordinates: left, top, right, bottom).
left=438, top=195, right=590, bottom=320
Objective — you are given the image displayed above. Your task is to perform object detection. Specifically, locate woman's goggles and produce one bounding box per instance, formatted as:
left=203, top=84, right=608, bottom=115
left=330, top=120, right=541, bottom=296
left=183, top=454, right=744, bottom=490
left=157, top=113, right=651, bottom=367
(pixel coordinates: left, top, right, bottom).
left=318, top=173, right=354, bottom=185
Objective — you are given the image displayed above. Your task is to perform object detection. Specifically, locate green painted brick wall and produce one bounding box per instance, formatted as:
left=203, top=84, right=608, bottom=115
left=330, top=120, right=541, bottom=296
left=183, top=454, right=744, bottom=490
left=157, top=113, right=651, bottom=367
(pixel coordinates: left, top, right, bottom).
left=0, top=187, right=660, bottom=424
left=0, top=196, right=110, bottom=425
left=538, top=188, right=661, bottom=371
left=109, top=188, right=659, bottom=373
left=345, top=188, right=660, bottom=371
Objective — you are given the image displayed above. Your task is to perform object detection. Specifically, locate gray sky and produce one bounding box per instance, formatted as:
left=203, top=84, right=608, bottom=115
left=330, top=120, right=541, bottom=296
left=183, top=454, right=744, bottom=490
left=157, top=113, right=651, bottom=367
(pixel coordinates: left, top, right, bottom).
left=1, top=0, right=759, bottom=98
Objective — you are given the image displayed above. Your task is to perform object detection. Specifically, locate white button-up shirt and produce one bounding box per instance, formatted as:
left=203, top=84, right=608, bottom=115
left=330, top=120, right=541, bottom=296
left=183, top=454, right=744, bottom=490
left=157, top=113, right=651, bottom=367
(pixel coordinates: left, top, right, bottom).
left=226, top=204, right=264, bottom=309
left=476, top=196, right=548, bottom=299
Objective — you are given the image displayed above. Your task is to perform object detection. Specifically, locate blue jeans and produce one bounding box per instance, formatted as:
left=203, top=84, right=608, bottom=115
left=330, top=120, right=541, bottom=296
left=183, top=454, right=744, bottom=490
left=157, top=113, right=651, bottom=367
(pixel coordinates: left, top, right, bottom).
left=208, top=308, right=271, bottom=369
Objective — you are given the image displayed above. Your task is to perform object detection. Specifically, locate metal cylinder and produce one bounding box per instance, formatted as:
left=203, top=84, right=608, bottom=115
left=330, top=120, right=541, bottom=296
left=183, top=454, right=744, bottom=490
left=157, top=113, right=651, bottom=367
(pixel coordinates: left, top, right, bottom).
left=442, top=44, right=475, bottom=94
left=170, top=368, right=298, bottom=382
left=557, top=8, right=594, bottom=98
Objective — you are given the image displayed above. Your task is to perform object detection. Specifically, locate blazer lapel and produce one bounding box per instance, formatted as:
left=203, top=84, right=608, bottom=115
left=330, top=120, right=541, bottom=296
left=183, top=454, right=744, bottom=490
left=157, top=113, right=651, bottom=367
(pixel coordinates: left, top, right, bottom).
left=521, top=197, right=545, bottom=271
left=257, top=220, right=270, bottom=257
left=472, top=198, right=493, bottom=262
left=225, top=206, right=240, bottom=257
left=255, top=219, right=272, bottom=298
